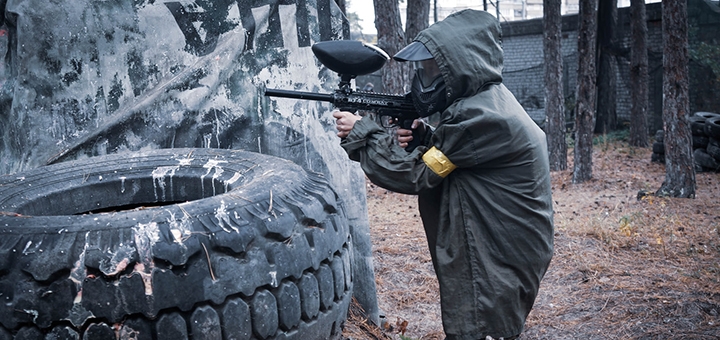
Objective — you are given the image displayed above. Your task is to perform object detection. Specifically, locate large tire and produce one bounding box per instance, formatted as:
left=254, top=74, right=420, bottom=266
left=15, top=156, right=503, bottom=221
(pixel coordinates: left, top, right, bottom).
left=689, top=116, right=707, bottom=136
left=652, top=141, right=665, bottom=154
left=693, top=135, right=709, bottom=149
left=694, top=111, right=720, bottom=121
left=694, top=148, right=720, bottom=172
left=705, top=116, right=720, bottom=139
left=654, top=129, right=664, bottom=143
left=707, top=138, right=720, bottom=162
left=0, top=148, right=353, bottom=339
left=651, top=152, right=665, bottom=164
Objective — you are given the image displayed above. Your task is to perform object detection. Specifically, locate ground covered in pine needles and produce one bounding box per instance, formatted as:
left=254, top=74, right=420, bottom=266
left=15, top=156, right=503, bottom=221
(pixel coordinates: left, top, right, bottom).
left=342, top=139, right=720, bottom=340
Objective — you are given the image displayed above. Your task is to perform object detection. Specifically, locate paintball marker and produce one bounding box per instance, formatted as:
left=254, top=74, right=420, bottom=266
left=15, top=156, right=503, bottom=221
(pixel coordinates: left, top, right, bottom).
left=264, top=40, right=422, bottom=151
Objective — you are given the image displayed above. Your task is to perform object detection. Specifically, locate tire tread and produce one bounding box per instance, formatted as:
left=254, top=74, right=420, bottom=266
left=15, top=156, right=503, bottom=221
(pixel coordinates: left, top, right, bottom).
left=0, top=149, right=353, bottom=339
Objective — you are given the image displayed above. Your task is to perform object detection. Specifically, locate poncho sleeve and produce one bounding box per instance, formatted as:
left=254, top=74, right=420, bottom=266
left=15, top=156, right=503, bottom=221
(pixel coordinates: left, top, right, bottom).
left=340, top=117, right=445, bottom=195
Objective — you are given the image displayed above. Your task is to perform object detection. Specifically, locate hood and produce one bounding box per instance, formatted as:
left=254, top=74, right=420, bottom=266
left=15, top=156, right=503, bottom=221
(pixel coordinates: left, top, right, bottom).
left=413, top=9, right=503, bottom=104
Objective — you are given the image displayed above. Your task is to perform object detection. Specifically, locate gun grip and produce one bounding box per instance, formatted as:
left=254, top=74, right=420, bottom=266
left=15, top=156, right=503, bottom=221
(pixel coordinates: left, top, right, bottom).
left=400, top=119, right=423, bottom=152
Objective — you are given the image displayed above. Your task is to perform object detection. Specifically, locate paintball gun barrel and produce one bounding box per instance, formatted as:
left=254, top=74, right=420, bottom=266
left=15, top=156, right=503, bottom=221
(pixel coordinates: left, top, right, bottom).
left=262, top=88, right=416, bottom=118
left=264, top=40, right=422, bottom=151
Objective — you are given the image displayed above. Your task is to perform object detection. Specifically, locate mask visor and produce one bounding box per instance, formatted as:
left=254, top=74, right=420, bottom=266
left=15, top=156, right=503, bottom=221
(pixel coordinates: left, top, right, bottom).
left=412, top=60, right=443, bottom=89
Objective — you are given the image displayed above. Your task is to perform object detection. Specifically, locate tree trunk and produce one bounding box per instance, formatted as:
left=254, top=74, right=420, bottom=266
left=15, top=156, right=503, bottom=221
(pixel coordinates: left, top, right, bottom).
left=629, top=0, right=649, bottom=147
left=543, top=0, right=566, bottom=171
left=374, top=0, right=407, bottom=94
left=657, top=0, right=695, bottom=198
left=405, top=0, right=430, bottom=42
left=404, top=0, right=429, bottom=90
left=595, top=0, right=617, bottom=134
left=573, top=0, right=598, bottom=183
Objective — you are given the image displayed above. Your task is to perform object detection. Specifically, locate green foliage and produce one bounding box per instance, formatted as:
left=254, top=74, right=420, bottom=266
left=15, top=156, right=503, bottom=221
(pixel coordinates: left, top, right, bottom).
left=593, top=128, right=630, bottom=146
left=689, top=41, right=720, bottom=81
left=564, top=95, right=576, bottom=118
left=618, top=212, right=644, bottom=237
left=565, top=128, right=630, bottom=149
left=346, top=11, right=364, bottom=34
left=688, top=23, right=720, bottom=81
left=566, top=133, right=576, bottom=148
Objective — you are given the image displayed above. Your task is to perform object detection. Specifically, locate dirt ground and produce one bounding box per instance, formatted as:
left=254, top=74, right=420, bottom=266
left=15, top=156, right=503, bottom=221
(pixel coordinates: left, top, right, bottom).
left=342, top=140, right=720, bottom=340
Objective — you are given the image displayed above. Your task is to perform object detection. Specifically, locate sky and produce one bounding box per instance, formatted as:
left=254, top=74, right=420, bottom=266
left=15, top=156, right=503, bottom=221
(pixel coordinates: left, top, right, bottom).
left=346, top=1, right=377, bottom=35
left=345, top=0, right=663, bottom=36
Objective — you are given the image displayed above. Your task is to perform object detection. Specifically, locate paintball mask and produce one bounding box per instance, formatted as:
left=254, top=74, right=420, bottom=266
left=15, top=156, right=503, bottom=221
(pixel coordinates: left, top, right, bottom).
left=394, top=41, right=448, bottom=117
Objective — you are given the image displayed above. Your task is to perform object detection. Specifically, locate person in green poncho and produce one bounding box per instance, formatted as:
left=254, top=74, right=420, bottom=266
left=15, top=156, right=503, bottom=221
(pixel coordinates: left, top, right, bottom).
left=333, top=9, right=554, bottom=340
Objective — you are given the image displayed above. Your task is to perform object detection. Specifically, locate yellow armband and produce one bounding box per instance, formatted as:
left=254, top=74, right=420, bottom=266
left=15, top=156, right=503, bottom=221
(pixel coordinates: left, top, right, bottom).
left=422, top=146, right=457, bottom=178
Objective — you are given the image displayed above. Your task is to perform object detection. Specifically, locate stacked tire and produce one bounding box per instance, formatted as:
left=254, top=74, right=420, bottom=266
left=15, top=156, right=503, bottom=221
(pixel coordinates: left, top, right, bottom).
left=651, top=112, right=720, bottom=172
left=693, top=112, right=720, bottom=172
left=651, top=129, right=666, bottom=164
left=0, top=149, right=353, bottom=339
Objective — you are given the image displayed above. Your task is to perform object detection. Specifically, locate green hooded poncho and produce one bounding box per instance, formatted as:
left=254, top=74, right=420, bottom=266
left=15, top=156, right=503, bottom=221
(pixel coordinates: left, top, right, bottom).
left=340, top=9, right=554, bottom=339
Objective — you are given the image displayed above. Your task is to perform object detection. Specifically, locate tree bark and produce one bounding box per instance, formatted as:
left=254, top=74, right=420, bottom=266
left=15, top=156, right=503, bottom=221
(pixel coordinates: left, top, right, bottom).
left=404, top=0, right=429, bottom=90
left=657, top=0, right=695, bottom=198
left=543, top=0, right=566, bottom=171
left=405, top=0, right=430, bottom=42
left=573, top=0, right=598, bottom=183
left=595, top=0, right=617, bottom=134
left=374, top=0, right=407, bottom=94
left=629, top=0, right=649, bottom=147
